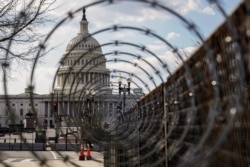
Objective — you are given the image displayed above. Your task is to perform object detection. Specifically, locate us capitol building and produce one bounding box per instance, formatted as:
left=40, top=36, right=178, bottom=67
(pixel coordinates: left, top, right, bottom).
left=0, top=9, right=142, bottom=129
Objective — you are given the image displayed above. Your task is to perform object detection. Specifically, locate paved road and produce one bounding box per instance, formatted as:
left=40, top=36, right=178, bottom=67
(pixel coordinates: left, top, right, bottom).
left=0, top=151, right=104, bottom=167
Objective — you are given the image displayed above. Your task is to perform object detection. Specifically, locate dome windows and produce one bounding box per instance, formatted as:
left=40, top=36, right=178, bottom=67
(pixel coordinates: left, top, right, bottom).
left=57, top=11, right=110, bottom=93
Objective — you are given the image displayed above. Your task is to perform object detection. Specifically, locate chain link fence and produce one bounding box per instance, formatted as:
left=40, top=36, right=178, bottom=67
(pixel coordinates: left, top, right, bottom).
left=0, top=0, right=249, bottom=166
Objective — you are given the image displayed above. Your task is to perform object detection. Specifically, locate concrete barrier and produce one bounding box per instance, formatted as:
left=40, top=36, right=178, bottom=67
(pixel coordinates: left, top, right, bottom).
left=50, top=143, right=80, bottom=151
left=0, top=143, right=10, bottom=150
left=0, top=143, right=45, bottom=151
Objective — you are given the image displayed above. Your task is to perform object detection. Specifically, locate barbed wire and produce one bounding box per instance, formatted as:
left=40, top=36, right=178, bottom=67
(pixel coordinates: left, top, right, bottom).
left=0, top=0, right=249, bottom=167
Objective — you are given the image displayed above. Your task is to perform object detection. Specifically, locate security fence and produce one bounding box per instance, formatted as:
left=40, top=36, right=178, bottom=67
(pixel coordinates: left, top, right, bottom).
left=0, top=0, right=249, bottom=167
left=114, top=1, right=250, bottom=167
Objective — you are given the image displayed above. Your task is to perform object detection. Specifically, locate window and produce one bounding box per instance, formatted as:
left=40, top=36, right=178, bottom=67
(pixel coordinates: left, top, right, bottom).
left=20, top=109, right=23, bottom=116
left=50, top=120, right=53, bottom=127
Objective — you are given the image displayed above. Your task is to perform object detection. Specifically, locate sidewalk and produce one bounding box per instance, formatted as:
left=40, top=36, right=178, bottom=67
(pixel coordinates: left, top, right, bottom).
left=0, top=151, right=104, bottom=167
left=9, top=158, right=104, bottom=167
left=6, top=160, right=104, bottom=167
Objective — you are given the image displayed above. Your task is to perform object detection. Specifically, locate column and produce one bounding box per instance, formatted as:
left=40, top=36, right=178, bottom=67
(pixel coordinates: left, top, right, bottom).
left=62, top=74, right=64, bottom=85
left=98, top=73, right=100, bottom=84
left=100, top=74, right=102, bottom=84
left=90, top=73, right=93, bottom=82
left=82, top=72, right=85, bottom=84
left=94, top=73, right=97, bottom=83
left=107, top=74, right=110, bottom=85
left=68, top=73, right=70, bottom=84
left=88, top=73, right=90, bottom=83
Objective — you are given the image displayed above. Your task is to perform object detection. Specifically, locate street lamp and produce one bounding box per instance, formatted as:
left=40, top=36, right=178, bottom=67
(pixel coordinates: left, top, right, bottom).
left=90, top=93, right=95, bottom=126
left=85, top=91, right=95, bottom=126
left=8, top=120, right=11, bottom=134
left=118, top=74, right=132, bottom=121
left=84, top=92, right=95, bottom=147
left=118, top=74, right=131, bottom=95
left=8, top=120, right=11, bottom=149
left=33, top=120, right=36, bottom=146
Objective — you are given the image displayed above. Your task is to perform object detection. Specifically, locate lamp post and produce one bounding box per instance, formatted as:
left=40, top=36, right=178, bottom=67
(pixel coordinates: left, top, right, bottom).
left=54, top=91, right=59, bottom=144
left=8, top=120, right=11, bottom=150
left=85, top=92, right=95, bottom=147
left=89, top=93, right=95, bottom=127
left=117, top=74, right=132, bottom=166
left=33, top=120, right=36, bottom=150
left=118, top=74, right=132, bottom=121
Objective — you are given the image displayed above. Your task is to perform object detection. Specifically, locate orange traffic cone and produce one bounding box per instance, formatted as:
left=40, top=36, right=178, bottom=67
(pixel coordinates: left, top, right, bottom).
left=79, top=145, right=85, bottom=160
left=86, top=147, right=91, bottom=160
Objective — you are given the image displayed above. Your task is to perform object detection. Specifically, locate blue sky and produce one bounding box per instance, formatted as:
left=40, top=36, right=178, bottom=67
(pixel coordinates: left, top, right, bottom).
left=5, top=0, right=242, bottom=94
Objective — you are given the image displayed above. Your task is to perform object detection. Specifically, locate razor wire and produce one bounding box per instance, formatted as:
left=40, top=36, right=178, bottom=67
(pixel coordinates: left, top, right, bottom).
left=0, top=0, right=249, bottom=167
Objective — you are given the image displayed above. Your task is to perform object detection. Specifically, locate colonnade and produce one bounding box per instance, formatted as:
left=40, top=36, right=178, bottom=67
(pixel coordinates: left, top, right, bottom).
left=57, top=72, right=110, bottom=86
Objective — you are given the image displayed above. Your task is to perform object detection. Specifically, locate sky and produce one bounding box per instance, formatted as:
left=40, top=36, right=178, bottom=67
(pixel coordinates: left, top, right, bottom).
left=4, top=0, right=242, bottom=95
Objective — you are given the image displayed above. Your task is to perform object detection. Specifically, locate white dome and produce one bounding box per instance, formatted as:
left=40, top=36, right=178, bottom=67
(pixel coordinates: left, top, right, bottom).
left=55, top=8, right=111, bottom=95
left=66, top=34, right=102, bottom=52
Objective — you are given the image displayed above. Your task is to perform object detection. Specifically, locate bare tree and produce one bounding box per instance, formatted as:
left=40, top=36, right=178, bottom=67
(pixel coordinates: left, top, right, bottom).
left=0, top=0, right=56, bottom=64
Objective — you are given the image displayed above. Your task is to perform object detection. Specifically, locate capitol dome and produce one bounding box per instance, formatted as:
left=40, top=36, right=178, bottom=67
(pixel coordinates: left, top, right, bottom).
left=55, top=8, right=111, bottom=95
left=66, top=34, right=102, bottom=52
left=66, top=8, right=102, bottom=53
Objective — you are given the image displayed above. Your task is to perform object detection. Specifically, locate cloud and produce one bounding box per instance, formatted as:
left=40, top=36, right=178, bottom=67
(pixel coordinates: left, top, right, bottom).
left=178, top=0, right=200, bottom=14
left=0, top=66, right=57, bottom=94
left=106, top=45, right=196, bottom=93
left=146, top=44, right=165, bottom=52
left=88, top=6, right=170, bottom=28
left=49, top=1, right=172, bottom=28
left=158, top=0, right=216, bottom=15
left=166, top=32, right=180, bottom=40
left=113, top=31, right=135, bottom=38
left=30, top=67, right=57, bottom=94
left=202, top=6, right=216, bottom=15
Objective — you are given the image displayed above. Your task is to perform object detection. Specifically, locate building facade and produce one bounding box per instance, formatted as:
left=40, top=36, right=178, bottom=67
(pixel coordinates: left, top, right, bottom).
left=55, top=8, right=111, bottom=95
left=0, top=8, right=141, bottom=132
left=0, top=86, right=54, bottom=128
